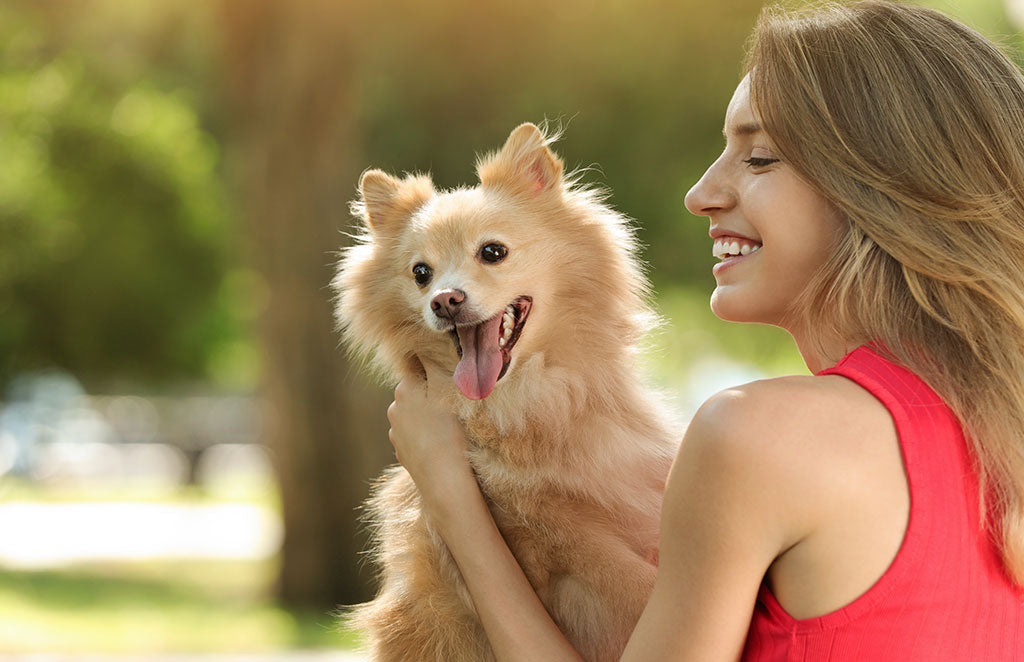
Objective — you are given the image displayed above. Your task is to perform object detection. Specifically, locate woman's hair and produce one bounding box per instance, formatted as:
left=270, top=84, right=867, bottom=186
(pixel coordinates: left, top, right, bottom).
left=746, top=0, right=1024, bottom=585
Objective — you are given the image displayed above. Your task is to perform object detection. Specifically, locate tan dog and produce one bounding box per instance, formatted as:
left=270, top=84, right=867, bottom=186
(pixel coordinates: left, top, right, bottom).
left=334, top=123, right=679, bottom=661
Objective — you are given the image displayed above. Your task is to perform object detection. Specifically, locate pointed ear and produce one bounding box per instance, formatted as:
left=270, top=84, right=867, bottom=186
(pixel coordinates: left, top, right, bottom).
left=351, top=169, right=434, bottom=234
left=476, top=123, right=564, bottom=196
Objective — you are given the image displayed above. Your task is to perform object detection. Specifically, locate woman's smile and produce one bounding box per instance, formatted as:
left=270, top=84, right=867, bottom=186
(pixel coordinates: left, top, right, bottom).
left=711, top=231, right=763, bottom=276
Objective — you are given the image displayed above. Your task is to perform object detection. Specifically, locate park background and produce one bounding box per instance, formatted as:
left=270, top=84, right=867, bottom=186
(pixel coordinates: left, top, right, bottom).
left=1, top=0, right=1021, bottom=657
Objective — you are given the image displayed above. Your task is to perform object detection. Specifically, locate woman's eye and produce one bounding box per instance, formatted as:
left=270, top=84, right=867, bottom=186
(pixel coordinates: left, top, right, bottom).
left=479, top=243, right=509, bottom=264
left=744, top=157, right=780, bottom=168
left=412, top=263, right=433, bottom=286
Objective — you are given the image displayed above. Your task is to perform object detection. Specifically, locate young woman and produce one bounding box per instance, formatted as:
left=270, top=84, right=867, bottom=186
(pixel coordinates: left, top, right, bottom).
left=386, top=2, right=1024, bottom=659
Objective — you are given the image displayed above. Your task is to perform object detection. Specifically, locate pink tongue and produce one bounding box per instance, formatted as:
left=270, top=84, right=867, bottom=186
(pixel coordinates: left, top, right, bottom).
left=453, top=315, right=504, bottom=400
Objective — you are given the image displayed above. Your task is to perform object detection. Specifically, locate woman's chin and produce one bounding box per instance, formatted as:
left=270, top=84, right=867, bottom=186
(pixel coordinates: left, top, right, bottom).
left=710, top=287, right=778, bottom=325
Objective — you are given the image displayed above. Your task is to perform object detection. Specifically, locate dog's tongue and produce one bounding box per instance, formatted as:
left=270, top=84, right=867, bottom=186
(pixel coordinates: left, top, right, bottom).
left=453, top=315, right=503, bottom=400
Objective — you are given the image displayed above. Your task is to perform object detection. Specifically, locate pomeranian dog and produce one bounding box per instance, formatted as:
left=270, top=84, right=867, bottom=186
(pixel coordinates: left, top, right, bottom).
left=334, top=123, right=679, bottom=661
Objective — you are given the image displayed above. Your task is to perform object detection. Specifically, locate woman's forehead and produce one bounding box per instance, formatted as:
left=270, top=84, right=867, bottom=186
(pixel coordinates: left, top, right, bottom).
left=723, top=75, right=764, bottom=140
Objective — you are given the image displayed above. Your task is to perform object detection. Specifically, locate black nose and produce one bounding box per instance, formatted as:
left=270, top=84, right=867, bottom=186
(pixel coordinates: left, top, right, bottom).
left=431, top=289, right=466, bottom=320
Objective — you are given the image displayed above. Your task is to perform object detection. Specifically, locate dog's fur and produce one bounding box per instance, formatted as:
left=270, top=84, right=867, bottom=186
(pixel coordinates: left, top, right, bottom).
left=333, top=123, right=679, bottom=661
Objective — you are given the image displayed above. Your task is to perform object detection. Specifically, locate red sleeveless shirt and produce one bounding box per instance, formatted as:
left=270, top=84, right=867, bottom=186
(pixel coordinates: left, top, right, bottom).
left=741, top=345, right=1024, bottom=661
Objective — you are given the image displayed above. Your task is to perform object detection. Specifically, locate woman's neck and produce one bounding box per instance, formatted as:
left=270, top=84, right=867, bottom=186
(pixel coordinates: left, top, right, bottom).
left=788, top=326, right=860, bottom=374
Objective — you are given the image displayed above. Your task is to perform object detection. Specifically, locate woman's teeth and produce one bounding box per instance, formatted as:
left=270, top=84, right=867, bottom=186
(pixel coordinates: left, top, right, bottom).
left=499, top=304, right=515, bottom=348
left=713, top=238, right=762, bottom=259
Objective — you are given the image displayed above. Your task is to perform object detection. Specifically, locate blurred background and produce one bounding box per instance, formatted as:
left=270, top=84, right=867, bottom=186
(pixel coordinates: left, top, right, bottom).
left=0, top=0, right=1020, bottom=658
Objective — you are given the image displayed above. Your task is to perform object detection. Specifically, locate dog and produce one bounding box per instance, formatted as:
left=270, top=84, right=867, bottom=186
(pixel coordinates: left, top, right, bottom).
left=333, top=123, right=679, bottom=661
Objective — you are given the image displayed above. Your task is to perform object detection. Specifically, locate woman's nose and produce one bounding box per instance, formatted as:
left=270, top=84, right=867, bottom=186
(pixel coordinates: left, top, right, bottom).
left=684, top=158, right=734, bottom=217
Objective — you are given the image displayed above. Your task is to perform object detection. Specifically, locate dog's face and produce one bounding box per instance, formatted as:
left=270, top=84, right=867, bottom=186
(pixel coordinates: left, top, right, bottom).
left=398, top=190, right=551, bottom=400
left=336, top=123, right=573, bottom=400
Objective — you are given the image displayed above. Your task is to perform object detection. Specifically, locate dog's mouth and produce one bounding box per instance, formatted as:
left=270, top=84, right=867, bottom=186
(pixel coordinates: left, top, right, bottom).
left=447, top=296, right=532, bottom=400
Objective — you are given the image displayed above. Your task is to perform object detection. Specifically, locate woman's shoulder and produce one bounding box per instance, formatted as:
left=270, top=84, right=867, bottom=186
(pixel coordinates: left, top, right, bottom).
left=659, top=372, right=900, bottom=602
left=694, top=372, right=890, bottom=442
left=680, top=372, right=899, bottom=534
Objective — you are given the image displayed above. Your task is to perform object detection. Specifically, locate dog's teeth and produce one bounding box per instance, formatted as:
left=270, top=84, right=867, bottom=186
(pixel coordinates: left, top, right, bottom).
left=502, top=327, right=512, bottom=340
left=499, top=337, right=506, bottom=348
left=503, top=312, right=513, bottom=326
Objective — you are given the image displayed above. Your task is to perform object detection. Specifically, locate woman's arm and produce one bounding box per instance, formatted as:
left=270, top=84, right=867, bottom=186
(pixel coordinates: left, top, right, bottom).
left=389, top=367, right=823, bottom=661
left=622, top=386, right=810, bottom=660
left=387, top=364, right=583, bottom=662
left=420, top=455, right=584, bottom=661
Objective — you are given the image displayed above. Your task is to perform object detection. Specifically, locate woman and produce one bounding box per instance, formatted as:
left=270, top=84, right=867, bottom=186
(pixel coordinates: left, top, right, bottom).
left=386, top=2, right=1024, bottom=659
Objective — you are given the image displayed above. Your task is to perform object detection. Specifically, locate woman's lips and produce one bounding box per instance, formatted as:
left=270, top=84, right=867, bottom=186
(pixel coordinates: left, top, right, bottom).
left=712, top=244, right=761, bottom=276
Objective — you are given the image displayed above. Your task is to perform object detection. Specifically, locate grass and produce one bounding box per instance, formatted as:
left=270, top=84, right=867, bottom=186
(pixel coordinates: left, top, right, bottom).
left=0, top=478, right=359, bottom=654
left=0, top=558, right=359, bottom=653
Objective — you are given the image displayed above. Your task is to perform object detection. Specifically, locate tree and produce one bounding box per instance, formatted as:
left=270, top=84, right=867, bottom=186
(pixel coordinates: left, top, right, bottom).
left=217, top=0, right=392, bottom=609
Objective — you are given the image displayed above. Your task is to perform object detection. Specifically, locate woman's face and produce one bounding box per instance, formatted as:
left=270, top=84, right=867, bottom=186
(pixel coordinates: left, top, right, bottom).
left=684, top=74, right=845, bottom=329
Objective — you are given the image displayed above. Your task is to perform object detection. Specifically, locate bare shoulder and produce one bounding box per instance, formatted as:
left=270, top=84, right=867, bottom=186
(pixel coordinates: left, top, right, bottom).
left=697, top=372, right=888, bottom=433
left=691, top=373, right=894, bottom=468
left=672, top=373, right=898, bottom=549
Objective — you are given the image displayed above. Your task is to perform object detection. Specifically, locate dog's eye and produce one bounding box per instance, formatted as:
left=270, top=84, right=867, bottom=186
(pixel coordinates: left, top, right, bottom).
left=479, top=243, right=508, bottom=264
left=412, top=263, right=433, bottom=287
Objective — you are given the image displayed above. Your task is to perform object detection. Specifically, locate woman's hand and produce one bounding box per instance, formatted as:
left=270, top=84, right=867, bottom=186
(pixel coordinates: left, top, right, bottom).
left=387, top=362, right=584, bottom=662
left=386, top=359, right=475, bottom=512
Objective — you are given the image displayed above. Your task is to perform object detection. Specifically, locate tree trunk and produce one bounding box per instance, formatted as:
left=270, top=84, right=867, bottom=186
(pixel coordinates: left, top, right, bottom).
left=216, top=0, right=392, bottom=609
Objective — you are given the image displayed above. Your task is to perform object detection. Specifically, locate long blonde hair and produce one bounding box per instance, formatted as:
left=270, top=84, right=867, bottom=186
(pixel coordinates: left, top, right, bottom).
left=747, top=0, right=1024, bottom=585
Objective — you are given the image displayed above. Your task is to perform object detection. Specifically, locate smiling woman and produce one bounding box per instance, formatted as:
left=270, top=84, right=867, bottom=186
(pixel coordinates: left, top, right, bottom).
left=384, top=2, right=1024, bottom=661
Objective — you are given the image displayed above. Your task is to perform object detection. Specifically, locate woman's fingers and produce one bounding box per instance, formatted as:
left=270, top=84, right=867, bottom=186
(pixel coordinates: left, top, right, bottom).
left=387, top=360, right=468, bottom=488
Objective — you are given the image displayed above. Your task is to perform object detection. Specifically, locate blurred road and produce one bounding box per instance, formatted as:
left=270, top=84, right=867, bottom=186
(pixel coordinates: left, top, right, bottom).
left=0, top=501, right=280, bottom=568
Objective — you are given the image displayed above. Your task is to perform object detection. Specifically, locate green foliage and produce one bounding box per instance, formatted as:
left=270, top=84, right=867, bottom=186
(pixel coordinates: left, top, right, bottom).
left=0, top=5, right=244, bottom=392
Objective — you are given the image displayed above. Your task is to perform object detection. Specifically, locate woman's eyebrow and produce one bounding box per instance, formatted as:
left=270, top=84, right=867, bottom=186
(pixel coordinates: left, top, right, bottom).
left=722, top=122, right=763, bottom=138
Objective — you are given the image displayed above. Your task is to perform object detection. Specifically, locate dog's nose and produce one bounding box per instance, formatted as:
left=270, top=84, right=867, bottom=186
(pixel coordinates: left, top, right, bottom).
left=431, top=289, right=466, bottom=320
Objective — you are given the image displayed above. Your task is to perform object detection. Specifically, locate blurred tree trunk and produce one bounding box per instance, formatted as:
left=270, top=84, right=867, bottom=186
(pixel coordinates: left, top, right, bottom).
left=216, top=0, right=392, bottom=609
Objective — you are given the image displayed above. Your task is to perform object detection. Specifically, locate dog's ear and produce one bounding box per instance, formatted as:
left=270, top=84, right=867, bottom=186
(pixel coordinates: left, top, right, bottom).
left=352, top=169, right=434, bottom=234
left=476, top=123, right=564, bottom=197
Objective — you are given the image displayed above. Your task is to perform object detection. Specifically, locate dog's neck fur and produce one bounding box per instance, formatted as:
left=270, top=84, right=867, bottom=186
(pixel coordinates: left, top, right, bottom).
left=447, top=354, right=675, bottom=521
left=442, top=345, right=677, bottom=489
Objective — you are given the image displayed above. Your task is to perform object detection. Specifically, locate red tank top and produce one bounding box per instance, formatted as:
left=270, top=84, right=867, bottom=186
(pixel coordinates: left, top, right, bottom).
left=741, top=345, right=1024, bottom=661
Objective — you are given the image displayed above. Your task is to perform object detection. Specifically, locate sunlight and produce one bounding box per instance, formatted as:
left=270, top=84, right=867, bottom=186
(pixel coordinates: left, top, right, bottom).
left=1007, top=0, right=1024, bottom=28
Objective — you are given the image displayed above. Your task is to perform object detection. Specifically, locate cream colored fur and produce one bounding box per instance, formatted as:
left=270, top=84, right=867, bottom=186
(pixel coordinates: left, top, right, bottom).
left=333, top=123, right=680, bottom=662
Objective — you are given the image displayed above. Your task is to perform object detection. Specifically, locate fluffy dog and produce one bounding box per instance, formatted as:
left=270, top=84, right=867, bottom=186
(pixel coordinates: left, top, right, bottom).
left=334, top=123, right=679, bottom=661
